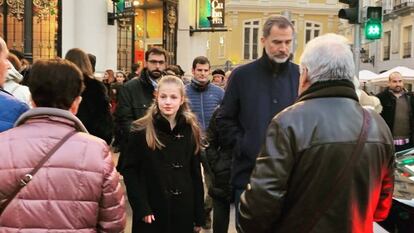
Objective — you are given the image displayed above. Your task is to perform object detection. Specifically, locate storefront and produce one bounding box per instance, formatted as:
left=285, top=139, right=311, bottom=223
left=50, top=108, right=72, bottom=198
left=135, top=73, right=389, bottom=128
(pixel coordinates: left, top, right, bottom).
left=114, top=0, right=178, bottom=72
left=0, top=0, right=61, bottom=61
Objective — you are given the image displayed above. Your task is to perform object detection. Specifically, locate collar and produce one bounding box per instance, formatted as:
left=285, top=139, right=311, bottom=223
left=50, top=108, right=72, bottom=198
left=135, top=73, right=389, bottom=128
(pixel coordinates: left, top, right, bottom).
left=154, top=111, right=187, bottom=135
left=297, top=79, right=358, bottom=103
left=15, top=107, right=88, bottom=132
left=191, top=78, right=210, bottom=92
left=258, top=49, right=290, bottom=74
left=140, top=69, right=157, bottom=90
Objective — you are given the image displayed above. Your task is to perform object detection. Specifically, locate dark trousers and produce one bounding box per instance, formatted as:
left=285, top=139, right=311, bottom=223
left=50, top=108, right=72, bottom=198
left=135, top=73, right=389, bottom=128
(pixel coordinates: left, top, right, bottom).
left=212, top=198, right=231, bottom=233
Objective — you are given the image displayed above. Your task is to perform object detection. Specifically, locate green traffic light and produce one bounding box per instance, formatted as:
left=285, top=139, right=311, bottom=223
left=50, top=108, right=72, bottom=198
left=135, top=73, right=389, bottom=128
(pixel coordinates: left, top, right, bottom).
left=365, top=19, right=382, bottom=40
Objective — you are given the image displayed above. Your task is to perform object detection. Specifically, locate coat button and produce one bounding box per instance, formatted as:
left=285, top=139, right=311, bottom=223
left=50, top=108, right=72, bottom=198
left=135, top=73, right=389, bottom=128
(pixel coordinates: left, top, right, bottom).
left=273, top=99, right=278, bottom=104
left=170, top=189, right=182, bottom=196
left=171, top=162, right=183, bottom=169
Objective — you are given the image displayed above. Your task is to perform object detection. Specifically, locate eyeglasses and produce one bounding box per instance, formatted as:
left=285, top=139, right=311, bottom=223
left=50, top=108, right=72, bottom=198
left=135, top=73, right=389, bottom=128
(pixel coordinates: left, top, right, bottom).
left=148, top=60, right=166, bottom=65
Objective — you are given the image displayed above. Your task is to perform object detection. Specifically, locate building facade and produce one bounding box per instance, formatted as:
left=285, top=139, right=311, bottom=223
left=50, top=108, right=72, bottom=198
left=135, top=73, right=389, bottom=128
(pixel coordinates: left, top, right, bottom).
left=357, top=0, right=414, bottom=73
left=205, top=0, right=342, bottom=69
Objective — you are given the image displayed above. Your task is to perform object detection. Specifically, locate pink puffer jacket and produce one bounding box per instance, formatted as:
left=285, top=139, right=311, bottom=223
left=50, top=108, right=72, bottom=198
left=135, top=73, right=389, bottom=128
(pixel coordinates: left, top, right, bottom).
left=0, top=108, right=126, bottom=233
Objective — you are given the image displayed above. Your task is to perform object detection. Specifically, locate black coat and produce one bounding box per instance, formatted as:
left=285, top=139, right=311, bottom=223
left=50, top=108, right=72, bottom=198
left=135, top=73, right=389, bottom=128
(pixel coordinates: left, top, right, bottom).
left=216, top=53, right=300, bottom=189
left=76, top=75, right=113, bottom=144
left=205, top=108, right=232, bottom=202
left=123, top=114, right=205, bottom=233
left=114, top=70, right=155, bottom=171
left=376, top=88, right=414, bottom=140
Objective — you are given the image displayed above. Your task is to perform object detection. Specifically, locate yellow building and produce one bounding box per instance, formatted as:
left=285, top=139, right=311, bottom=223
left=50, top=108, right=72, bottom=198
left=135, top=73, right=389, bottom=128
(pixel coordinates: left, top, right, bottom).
left=207, top=0, right=342, bottom=68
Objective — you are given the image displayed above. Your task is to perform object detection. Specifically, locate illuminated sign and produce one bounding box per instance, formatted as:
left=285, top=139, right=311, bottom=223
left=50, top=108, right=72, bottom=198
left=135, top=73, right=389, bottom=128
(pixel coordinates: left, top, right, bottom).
left=198, top=0, right=225, bottom=28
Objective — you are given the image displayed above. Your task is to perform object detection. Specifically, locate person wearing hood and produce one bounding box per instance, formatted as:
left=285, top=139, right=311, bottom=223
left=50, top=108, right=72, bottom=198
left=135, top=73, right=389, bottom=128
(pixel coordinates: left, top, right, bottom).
left=3, top=60, right=31, bottom=106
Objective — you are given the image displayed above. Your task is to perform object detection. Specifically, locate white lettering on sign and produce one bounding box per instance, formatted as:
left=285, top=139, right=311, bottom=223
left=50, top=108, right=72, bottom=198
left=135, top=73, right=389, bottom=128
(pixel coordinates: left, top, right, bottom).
left=211, top=0, right=224, bottom=25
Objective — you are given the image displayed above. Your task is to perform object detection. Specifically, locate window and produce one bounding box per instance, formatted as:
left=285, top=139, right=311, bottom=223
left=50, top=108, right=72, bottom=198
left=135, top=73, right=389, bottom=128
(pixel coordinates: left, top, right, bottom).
left=305, top=22, right=322, bottom=44
left=243, top=20, right=260, bottom=60
left=402, top=26, right=412, bottom=58
left=219, top=36, right=225, bottom=58
left=383, top=31, right=391, bottom=61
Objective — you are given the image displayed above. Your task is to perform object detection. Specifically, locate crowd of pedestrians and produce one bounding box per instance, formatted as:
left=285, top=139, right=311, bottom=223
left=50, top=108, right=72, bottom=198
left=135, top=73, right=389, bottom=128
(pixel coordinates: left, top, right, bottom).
left=0, top=14, right=408, bottom=233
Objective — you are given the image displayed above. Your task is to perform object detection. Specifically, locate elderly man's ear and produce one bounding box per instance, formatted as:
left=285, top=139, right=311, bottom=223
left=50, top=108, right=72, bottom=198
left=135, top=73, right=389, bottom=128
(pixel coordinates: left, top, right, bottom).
left=299, top=67, right=311, bottom=95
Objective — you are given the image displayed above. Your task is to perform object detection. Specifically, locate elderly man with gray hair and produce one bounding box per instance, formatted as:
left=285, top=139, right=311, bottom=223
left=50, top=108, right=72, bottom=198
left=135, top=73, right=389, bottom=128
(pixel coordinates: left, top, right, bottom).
left=238, top=33, right=395, bottom=233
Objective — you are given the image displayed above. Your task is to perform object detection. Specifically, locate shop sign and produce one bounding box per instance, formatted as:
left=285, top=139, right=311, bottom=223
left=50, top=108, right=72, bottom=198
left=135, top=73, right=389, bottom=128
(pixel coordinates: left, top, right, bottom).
left=198, top=0, right=225, bottom=28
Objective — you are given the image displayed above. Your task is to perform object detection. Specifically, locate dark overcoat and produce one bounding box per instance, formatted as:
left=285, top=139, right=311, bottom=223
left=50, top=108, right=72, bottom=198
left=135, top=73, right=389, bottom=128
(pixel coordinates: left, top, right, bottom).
left=123, top=114, right=205, bottom=233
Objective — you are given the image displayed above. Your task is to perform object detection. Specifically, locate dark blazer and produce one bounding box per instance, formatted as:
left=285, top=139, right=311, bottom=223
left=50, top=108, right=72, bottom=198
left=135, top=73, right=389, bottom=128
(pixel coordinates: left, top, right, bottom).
left=76, top=75, right=113, bottom=144
left=114, top=70, right=155, bottom=171
left=122, top=114, right=205, bottom=233
left=377, top=88, right=414, bottom=140
left=216, top=53, right=300, bottom=189
left=239, top=80, right=395, bottom=233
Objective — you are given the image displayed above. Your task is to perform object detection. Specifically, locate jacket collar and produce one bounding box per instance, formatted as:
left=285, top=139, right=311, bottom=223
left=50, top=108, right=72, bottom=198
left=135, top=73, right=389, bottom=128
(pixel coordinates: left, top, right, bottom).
left=190, top=78, right=210, bottom=92
left=154, top=111, right=187, bottom=135
left=297, top=79, right=358, bottom=103
left=258, top=49, right=290, bottom=75
left=139, top=68, right=157, bottom=90
left=15, top=107, right=88, bottom=133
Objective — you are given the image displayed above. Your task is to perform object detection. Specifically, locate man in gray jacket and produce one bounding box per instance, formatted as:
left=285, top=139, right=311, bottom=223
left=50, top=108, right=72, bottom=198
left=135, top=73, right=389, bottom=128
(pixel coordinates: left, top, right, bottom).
left=239, top=34, right=394, bottom=233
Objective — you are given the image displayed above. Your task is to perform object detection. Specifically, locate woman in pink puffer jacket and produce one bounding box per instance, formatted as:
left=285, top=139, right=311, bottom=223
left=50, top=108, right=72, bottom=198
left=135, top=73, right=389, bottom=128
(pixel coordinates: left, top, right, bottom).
left=0, top=58, right=126, bottom=232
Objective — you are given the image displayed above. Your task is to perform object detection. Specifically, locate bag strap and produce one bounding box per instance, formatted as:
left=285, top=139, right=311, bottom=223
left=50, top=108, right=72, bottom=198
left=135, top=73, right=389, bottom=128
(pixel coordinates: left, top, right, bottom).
left=0, top=130, right=78, bottom=216
left=301, top=108, right=371, bottom=232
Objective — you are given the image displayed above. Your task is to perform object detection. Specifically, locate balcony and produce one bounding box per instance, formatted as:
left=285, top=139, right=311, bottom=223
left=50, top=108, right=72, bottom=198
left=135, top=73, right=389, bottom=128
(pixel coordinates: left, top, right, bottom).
left=403, top=42, right=412, bottom=58
left=392, top=0, right=414, bottom=15
left=383, top=46, right=390, bottom=61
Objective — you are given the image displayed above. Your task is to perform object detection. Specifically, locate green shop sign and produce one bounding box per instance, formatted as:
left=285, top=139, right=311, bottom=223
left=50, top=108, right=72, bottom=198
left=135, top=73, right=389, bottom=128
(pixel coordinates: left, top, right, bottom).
left=198, top=0, right=225, bottom=28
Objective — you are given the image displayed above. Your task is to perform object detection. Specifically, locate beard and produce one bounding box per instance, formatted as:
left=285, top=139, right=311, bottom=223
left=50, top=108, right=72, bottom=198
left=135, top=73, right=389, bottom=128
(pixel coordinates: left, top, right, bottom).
left=391, top=86, right=403, bottom=93
left=271, top=56, right=289, bottom=64
left=265, top=47, right=289, bottom=64
left=148, top=69, right=163, bottom=79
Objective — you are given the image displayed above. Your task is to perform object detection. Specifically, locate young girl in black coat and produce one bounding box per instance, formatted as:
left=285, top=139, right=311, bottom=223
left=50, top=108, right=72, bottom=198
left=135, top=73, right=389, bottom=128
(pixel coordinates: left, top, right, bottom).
left=123, top=75, right=205, bottom=233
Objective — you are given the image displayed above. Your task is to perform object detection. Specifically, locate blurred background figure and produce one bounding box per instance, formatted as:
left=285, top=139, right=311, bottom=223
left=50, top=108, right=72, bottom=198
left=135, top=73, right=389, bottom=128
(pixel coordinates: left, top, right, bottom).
left=110, top=71, right=127, bottom=113
left=127, top=62, right=141, bottom=80
left=211, top=69, right=226, bottom=88
left=3, top=58, right=31, bottom=106
left=0, top=59, right=126, bottom=232
left=65, top=48, right=113, bottom=145
left=165, top=64, right=185, bottom=78
left=0, top=38, right=29, bottom=132
left=103, top=69, right=116, bottom=97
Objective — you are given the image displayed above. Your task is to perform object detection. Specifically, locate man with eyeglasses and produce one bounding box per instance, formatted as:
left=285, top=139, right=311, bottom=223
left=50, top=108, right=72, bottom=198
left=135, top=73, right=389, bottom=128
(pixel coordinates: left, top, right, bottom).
left=114, top=47, right=167, bottom=172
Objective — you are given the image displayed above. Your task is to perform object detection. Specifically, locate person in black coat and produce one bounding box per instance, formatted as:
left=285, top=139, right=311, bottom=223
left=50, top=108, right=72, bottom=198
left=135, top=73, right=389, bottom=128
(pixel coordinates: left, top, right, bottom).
left=65, top=48, right=113, bottom=144
left=114, top=47, right=168, bottom=172
left=123, top=75, right=205, bottom=233
left=205, top=107, right=233, bottom=233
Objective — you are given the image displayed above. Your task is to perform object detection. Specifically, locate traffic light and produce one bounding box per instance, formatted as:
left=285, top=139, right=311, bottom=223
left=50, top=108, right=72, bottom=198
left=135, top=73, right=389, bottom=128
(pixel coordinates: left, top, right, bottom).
left=338, top=0, right=359, bottom=24
left=365, top=7, right=382, bottom=40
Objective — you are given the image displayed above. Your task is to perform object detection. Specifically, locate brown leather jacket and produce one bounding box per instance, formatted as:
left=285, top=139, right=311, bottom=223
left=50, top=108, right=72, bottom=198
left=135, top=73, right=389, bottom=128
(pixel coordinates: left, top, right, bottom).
left=239, top=80, right=395, bottom=233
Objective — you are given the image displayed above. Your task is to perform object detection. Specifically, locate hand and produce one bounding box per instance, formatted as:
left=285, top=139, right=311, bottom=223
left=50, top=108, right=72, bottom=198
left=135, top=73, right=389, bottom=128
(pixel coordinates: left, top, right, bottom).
left=193, top=226, right=201, bottom=232
left=142, top=214, right=155, bottom=224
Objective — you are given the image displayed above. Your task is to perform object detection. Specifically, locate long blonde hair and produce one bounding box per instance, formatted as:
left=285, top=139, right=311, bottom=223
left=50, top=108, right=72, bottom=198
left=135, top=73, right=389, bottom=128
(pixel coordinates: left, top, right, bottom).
left=132, top=75, right=203, bottom=154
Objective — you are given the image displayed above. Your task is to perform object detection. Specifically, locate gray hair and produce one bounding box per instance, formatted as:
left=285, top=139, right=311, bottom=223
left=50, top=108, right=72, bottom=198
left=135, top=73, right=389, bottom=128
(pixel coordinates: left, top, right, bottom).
left=263, top=16, right=295, bottom=38
left=299, top=33, right=354, bottom=84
